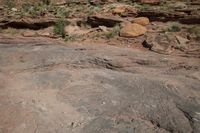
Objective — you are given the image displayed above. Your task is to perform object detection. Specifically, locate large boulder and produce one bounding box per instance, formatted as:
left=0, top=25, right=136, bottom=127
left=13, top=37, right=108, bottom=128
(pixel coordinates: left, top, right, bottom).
left=120, top=23, right=147, bottom=37
left=132, top=17, right=150, bottom=26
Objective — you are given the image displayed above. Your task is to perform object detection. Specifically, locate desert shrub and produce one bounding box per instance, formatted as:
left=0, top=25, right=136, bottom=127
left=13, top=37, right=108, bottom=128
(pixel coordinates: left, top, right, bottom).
left=167, top=24, right=181, bottom=32
left=54, top=7, right=70, bottom=18
left=64, top=35, right=81, bottom=42
left=65, top=36, right=75, bottom=41
left=42, top=0, right=51, bottom=5
left=133, top=3, right=150, bottom=11
left=22, top=3, right=48, bottom=18
left=4, top=0, right=15, bottom=8
left=21, top=3, right=32, bottom=12
left=53, top=19, right=69, bottom=38
left=188, top=25, right=200, bottom=41
left=105, top=25, right=120, bottom=39
left=87, top=5, right=101, bottom=15
left=188, top=25, right=200, bottom=35
left=4, top=28, right=17, bottom=35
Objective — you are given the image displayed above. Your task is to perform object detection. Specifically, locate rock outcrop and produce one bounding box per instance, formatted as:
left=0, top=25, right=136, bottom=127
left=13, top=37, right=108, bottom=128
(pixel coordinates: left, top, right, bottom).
left=87, top=14, right=124, bottom=27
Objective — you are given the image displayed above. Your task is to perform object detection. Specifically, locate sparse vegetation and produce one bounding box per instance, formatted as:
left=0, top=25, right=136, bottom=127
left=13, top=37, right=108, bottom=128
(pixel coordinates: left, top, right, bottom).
left=4, top=28, right=18, bottom=35
left=93, top=33, right=103, bottom=39
left=104, top=25, right=120, bottom=39
left=42, top=0, right=51, bottom=5
left=166, top=23, right=181, bottom=32
left=87, top=5, right=101, bottom=15
left=54, top=7, right=71, bottom=18
left=18, top=3, right=49, bottom=18
left=0, top=28, right=3, bottom=33
left=64, top=35, right=81, bottom=42
left=9, top=2, right=74, bottom=18
left=4, top=0, right=15, bottom=8
left=188, top=25, right=200, bottom=42
left=21, top=3, right=32, bottom=12
left=0, top=0, right=199, bottom=49
left=53, top=19, right=68, bottom=38
left=65, top=35, right=75, bottom=42
left=134, top=4, right=151, bottom=11
left=159, top=5, right=171, bottom=11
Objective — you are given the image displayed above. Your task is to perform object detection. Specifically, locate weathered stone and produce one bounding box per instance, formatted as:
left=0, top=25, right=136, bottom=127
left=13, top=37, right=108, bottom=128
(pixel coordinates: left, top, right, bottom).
left=175, top=35, right=189, bottom=49
left=173, top=2, right=187, bottom=9
left=132, top=17, right=150, bottom=26
left=120, top=23, right=147, bottom=37
left=64, top=25, right=80, bottom=35
left=37, top=27, right=55, bottom=38
left=143, top=33, right=190, bottom=54
left=22, top=31, right=36, bottom=37
left=113, top=6, right=126, bottom=14
left=99, top=26, right=108, bottom=32
left=64, top=25, right=90, bottom=36
left=0, top=37, right=199, bottom=133
left=11, top=8, right=17, bottom=12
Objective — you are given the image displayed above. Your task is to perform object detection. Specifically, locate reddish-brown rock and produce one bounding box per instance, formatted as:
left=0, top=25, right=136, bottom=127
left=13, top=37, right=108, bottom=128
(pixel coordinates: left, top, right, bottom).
left=132, top=17, right=150, bottom=26
left=120, top=23, right=147, bottom=37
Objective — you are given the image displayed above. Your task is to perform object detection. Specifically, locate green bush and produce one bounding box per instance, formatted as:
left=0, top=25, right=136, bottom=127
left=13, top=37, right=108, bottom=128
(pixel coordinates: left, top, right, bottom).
left=54, top=7, right=70, bottom=18
left=105, top=25, right=120, bottom=39
left=53, top=19, right=69, bottom=38
left=188, top=25, right=200, bottom=35
left=42, top=0, right=51, bottom=5
left=188, top=25, right=200, bottom=42
left=167, top=24, right=181, bottom=32
left=4, top=0, right=15, bottom=8
left=23, top=3, right=48, bottom=18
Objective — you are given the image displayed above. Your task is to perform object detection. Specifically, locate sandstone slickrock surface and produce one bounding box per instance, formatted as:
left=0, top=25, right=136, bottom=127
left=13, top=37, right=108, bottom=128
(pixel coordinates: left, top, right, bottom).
left=0, top=37, right=199, bottom=133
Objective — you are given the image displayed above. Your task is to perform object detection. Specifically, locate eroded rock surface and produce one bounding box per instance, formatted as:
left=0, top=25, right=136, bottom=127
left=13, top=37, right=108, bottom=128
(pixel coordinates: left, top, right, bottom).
left=120, top=23, right=147, bottom=37
left=0, top=37, right=200, bottom=133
